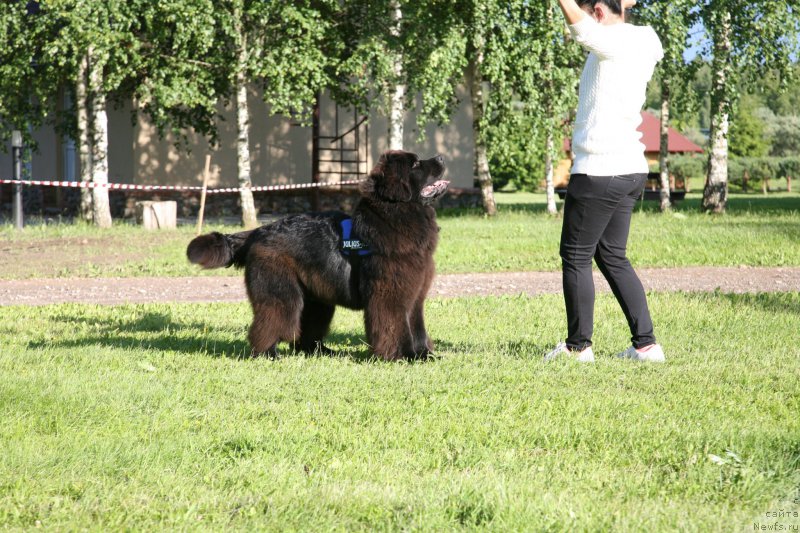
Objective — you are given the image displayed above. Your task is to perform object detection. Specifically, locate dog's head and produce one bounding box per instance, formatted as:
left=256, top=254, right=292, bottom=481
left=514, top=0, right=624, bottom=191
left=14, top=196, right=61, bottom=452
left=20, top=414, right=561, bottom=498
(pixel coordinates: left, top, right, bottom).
left=362, top=151, right=449, bottom=205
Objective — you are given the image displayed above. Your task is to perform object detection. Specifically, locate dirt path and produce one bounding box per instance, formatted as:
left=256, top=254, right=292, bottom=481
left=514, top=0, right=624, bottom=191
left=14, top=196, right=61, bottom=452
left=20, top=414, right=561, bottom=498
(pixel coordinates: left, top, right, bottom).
left=1, top=267, right=798, bottom=306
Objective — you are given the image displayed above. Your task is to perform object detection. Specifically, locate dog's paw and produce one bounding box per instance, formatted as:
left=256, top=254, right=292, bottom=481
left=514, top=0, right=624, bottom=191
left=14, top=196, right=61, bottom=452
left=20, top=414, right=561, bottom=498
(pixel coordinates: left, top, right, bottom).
left=293, top=341, right=336, bottom=356
left=412, top=350, right=435, bottom=361
left=249, top=346, right=279, bottom=359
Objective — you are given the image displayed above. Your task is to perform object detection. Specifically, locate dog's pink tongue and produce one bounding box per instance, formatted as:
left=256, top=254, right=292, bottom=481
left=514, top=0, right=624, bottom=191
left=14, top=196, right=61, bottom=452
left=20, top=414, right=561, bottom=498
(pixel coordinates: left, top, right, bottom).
left=421, top=180, right=450, bottom=198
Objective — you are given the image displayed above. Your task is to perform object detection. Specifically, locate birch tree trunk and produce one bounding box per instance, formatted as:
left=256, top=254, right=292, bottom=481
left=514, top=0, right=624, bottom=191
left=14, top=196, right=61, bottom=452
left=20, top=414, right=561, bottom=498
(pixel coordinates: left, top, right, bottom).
left=544, top=131, right=557, bottom=215
left=468, top=55, right=496, bottom=217
left=388, top=0, right=404, bottom=150
left=702, top=11, right=732, bottom=214
left=88, top=47, right=112, bottom=228
left=659, top=80, right=672, bottom=212
left=76, top=53, right=93, bottom=222
left=235, top=29, right=258, bottom=229
left=543, top=4, right=558, bottom=216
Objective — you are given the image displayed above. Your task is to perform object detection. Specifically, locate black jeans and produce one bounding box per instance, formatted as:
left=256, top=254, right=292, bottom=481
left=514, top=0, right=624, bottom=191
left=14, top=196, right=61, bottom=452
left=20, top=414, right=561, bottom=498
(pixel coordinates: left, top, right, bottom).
left=560, top=173, right=656, bottom=350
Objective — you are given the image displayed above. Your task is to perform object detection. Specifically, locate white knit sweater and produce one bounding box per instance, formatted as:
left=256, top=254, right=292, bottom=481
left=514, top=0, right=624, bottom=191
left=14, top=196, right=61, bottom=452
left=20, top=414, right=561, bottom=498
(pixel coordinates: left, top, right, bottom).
left=569, top=16, right=663, bottom=176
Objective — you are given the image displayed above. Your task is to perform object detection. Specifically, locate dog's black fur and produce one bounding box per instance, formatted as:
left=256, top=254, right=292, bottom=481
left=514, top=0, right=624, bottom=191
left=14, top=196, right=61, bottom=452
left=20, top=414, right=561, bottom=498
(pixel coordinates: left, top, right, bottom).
left=187, top=151, right=448, bottom=360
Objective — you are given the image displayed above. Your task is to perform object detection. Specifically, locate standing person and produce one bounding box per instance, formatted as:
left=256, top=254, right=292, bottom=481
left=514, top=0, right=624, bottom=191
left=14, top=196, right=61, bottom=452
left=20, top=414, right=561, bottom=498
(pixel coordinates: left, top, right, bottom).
left=545, top=0, right=665, bottom=363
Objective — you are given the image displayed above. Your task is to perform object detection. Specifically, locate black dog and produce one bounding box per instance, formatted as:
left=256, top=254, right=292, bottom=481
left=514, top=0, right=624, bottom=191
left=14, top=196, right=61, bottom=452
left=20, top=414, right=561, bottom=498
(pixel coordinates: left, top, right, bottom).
left=187, top=151, right=449, bottom=360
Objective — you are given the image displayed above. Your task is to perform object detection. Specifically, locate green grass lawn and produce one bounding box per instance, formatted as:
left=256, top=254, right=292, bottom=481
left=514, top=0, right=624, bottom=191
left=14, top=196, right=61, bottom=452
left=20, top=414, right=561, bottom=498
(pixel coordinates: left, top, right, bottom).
left=441, top=190, right=800, bottom=273
left=2, top=293, right=799, bottom=530
left=1, top=191, right=798, bottom=279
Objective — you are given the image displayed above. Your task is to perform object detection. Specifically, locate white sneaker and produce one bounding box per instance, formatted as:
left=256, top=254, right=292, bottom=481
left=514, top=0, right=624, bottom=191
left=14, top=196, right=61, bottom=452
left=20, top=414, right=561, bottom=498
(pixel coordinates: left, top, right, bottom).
left=544, top=342, right=595, bottom=363
left=616, top=344, right=665, bottom=363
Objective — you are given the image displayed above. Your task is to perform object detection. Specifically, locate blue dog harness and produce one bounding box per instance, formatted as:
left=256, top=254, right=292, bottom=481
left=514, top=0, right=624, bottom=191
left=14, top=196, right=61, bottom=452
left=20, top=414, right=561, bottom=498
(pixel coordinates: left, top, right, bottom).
left=340, top=218, right=371, bottom=257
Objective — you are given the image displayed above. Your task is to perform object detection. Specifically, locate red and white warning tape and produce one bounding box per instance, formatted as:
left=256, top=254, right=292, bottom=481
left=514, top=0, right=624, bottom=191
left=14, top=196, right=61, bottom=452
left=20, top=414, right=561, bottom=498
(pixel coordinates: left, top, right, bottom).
left=0, top=178, right=363, bottom=194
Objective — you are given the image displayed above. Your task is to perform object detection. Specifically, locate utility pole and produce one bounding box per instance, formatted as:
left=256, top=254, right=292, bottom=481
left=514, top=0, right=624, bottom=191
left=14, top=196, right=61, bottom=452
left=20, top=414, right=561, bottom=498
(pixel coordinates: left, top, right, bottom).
left=12, top=130, right=23, bottom=229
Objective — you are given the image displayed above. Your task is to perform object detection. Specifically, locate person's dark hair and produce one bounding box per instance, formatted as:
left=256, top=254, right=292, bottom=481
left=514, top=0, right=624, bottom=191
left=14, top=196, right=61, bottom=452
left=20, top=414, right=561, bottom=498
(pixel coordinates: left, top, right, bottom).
left=576, top=0, right=623, bottom=16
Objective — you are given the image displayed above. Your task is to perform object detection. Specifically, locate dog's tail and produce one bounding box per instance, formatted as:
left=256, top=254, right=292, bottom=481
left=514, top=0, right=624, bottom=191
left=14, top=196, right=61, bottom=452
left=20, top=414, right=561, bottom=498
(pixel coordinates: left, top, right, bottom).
left=187, top=230, right=254, bottom=269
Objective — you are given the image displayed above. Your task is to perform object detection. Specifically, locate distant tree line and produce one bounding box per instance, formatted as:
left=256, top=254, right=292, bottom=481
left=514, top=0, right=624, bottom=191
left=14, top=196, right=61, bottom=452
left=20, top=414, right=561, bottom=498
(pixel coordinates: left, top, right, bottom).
left=639, top=0, right=799, bottom=212
left=646, top=56, right=800, bottom=190
left=1, top=0, right=798, bottom=225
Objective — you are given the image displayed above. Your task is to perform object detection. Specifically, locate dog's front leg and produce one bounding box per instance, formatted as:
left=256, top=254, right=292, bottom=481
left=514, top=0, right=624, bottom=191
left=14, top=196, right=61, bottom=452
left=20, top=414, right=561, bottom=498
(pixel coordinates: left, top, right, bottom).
left=410, top=264, right=435, bottom=358
left=409, top=299, right=433, bottom=358
left=365, top=302, right=415, bottom=361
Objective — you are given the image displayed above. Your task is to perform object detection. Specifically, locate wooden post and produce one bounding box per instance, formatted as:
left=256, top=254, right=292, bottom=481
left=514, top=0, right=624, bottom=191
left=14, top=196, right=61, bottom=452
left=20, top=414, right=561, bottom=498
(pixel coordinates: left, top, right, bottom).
left=196, top=154, right=211, bottom=235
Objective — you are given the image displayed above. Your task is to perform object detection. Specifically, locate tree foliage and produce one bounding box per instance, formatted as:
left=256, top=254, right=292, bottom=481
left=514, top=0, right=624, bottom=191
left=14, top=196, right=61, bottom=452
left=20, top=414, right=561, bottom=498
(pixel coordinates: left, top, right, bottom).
left=0, top=2, right=67, bottom=144
left=132, top=0, right=337, bottom=141
left=635, top=0, right=698, bottom=115
left=402, top=1, right=580, bottom=196
left=697, top=0, right=800, bottom=212
left=729, top=97, right=770, bottom=157
left=2, top=0, right=799, bottom=222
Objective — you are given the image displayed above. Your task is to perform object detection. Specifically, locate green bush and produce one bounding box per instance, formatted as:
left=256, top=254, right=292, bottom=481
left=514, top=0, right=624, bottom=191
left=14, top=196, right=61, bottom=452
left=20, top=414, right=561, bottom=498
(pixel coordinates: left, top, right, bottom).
left=727, top=158, right=743, bottom=189
left=669, top=154, right=706, bottom=183
left=486, top=113, right=548, bottom=192
left=778, top=156, right=800, bottom=180
left=748, top=158, right=778, bottom=184
left=729, top=157, right=795, bottom=191
left=489, top=148, right=545, bottom=192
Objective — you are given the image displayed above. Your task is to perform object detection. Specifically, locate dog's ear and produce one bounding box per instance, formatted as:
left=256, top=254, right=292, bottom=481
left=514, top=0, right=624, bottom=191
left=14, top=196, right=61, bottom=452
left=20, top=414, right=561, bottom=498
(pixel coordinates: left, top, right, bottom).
left=364, top=152, right=412, bottom=202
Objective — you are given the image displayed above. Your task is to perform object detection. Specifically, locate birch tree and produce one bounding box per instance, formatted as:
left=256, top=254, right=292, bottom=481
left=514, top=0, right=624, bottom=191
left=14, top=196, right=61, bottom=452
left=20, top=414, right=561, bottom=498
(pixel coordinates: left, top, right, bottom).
left=3, top=1, right=203, bottom=225
left=698, top=0, right=799, bottom=213
left=214, top=1, right=334, bottom=226
left=75, top=53, right=92, bottom=221
left=470, top=0, right=577, bottom=216
left=325, top=0, right=411, bottom=151
left=43, top=1, right=141, bottom=228
left=125, top=0, right=334, bottom=228
left=469, top=21, right=496, bottom=216
left=86, top=44, right=112, bottom=228
left=405, top=0, right=507, bottom=217
left=5, top=0, right=335, bottom=228
left=388, top=1, right=405, bottom=150
left=406, top=1, right=576, bottom=217
left=0, top=2, right=39, bottom=144
left=537, top=2, right=581, bottom=214
left=132, top=0, right=223, bottom=144
left=702, top=8, right=733, bottom=213
left=230, top=4, right=257, bottom=228
left=636, top=0, right=697, bottom=213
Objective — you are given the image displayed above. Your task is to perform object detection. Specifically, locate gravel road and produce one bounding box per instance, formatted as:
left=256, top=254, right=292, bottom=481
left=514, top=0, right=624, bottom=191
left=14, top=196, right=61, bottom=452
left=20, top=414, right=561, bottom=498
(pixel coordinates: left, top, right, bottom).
left=1, top=266, right=798, bottom=306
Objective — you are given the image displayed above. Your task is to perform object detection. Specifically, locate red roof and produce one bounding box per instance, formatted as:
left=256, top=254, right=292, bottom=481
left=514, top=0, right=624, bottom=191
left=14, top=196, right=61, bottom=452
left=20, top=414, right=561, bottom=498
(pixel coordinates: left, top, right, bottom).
left=563, top=111, right=704, bottom=154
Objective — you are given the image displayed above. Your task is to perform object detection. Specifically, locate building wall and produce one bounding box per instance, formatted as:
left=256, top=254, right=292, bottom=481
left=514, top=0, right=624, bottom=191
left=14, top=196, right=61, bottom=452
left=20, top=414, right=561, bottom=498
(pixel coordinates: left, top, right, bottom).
left=0, top=123, right=60, bottom=180
left=108, top=101, right=135, bottom=184
left=3, top=85, right=475, bottom=191
left=131, top=88, right=311, bottom=188
left=368, top=84, right=475, bottom=188
left=0, top=97, right=131, bottom=184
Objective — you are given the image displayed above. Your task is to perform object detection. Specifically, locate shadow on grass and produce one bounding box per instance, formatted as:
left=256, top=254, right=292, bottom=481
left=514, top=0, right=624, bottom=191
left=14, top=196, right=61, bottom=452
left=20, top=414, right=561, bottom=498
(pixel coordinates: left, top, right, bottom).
left=31, top=311, right=443, bottom=364
left=31, top=310, right=249, bottom=359
left=716, top=292, right=800, bottom=316
left=430, top=293, right=800, bottom=357
left=28, top=293, right=797, bottom=363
